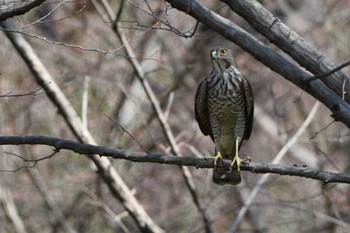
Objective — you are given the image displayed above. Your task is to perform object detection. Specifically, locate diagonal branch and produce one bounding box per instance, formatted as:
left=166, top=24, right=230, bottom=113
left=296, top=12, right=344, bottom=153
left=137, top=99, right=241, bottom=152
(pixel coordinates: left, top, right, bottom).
left=165, top=0, right=350, bottom=128
left=1, top=18, right=164, bottom=233
left=93, top=1, right=214, bottom=232
left=221, top=0, right=350, bottom=103
left=305, top=60, right=350, bottom=83
left=0, top=136, right=349, bottom=184
left=0, top=188, right=28, bottom=233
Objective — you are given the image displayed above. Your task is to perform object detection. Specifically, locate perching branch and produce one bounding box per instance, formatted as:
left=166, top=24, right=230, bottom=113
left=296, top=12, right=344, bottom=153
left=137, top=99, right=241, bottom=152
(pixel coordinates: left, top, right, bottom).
left=1, top=136, right=349, bottom=184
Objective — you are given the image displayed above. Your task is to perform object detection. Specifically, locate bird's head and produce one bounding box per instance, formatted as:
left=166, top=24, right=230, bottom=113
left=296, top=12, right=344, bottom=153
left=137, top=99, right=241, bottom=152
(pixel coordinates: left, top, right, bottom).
left=210, top=48, right=234, bottom=73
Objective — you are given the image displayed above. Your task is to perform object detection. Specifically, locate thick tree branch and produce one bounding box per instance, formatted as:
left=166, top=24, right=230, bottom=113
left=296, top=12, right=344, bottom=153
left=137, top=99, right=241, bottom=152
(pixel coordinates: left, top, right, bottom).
left=0, top=0, right=46, bottom=22
left=165, top=0, right=350, bottom=128
left=0, top=136, right=349, bottom=184
left=221, top=0, right=350, bottom=102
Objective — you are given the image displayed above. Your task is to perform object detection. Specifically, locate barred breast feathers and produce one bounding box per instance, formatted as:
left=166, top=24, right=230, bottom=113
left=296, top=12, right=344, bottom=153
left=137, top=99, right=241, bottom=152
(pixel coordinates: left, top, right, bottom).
left=207, top=66, right=243, bottom=98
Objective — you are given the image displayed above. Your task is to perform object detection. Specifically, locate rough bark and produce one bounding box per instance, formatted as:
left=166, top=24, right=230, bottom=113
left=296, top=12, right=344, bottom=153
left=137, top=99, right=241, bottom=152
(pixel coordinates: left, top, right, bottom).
left=1, top=136, right=349, bottom=184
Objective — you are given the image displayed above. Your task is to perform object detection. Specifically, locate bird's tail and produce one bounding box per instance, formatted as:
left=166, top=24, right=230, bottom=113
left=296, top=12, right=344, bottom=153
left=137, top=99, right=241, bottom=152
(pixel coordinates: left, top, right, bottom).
left=212, top=162, right=241, bottom=185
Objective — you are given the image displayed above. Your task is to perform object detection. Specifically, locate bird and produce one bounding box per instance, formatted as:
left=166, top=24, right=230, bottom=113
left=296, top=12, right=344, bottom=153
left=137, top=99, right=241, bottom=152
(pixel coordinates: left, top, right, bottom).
left=194, top=47, right=254, bottom=185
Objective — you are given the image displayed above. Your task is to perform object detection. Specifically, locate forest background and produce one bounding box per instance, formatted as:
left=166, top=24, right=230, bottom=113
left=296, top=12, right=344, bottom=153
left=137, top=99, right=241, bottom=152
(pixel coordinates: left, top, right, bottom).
left=0, top=0, right=350, bottom=233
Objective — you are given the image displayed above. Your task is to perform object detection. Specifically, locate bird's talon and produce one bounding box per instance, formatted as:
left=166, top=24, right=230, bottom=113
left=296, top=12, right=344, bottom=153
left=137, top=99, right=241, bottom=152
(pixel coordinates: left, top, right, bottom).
left=208, top=152, right=222, bottom=170
left=240, top=156, right=251, bottom=164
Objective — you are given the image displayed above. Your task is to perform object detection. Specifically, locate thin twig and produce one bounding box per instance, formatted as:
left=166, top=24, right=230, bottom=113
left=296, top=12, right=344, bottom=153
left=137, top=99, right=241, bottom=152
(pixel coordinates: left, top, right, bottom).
left=0, top=28, right=160, bottom=61
left=310, top=120, right=335, bottom=140
left=104, top=115, right=150, bottom=152
left=0, top=87, right=43, bottom=97
left=2, top=150, right=59, bottom=171
left=24, top=4, right=86, bottom=27
left=21, top=0, right=67, bottom=29
left=304, top=60, right=350, bottom=83
left=128, top=0, right=199, bottom=38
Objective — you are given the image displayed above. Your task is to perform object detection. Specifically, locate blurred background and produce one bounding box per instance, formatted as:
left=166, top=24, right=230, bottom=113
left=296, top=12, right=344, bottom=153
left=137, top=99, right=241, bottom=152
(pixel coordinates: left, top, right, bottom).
left=0, top=0, right=349, bottom=232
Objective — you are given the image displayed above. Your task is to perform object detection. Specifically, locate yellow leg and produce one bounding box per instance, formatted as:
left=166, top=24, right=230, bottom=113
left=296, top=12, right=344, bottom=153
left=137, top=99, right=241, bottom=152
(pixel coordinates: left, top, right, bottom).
left=230, top=139, right=251, bottom=173
left=206, top=151, right=223, bottom=171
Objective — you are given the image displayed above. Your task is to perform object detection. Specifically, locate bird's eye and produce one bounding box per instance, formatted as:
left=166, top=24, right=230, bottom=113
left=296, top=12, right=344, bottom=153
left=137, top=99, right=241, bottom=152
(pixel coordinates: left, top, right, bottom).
left=211, top=50, right=217, bottom=56
left=220, top=49, right=227, bottom=56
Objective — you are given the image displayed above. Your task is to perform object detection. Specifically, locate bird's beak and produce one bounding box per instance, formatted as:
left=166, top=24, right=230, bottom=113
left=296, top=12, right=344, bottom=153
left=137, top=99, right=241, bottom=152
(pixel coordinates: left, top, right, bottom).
left=211, top=50, right=218, bottom=59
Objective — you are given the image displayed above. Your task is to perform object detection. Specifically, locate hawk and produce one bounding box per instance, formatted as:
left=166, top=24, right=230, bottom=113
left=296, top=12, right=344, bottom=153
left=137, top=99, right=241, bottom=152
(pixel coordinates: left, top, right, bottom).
left=195, top=47, right=254, bottom=185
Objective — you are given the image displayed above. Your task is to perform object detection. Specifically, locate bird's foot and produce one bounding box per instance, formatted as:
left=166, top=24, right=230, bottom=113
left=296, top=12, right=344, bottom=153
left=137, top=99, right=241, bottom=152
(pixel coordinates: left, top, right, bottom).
left=205, top=151, right=223, bottom=171
left=231, top=138, right=251, bottom=173
left=230, top=155, right=251, bottom=173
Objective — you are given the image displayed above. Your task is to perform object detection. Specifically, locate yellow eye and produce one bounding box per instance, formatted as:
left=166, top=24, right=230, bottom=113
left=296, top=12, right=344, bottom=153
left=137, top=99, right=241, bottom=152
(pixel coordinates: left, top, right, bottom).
left=220, top=49, right=227, bottom=56
left=211, top=50, right=217, bottom=56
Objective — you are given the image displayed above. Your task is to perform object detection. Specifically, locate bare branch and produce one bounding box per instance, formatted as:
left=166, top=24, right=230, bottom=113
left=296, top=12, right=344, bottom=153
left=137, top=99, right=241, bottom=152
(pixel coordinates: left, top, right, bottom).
left=0, top=0, right=47, bottom=22
left=0, top=149, right=59, bottom=172
left=0, top=188, right=28, bottom=233
left=305, top=60, right=350, bottom=83
left=220, top=0, right=350, bottom=103
left=310, top=120, right=336, bottom=140
left=94, top=2, right=214, bottom=233
left=165, top=0, right=350, bottom=128
left=22, top=1, right=85, bottom=29
left=0, top=27, right=160, bottom=62
left=0, top=87, right=43, bottom=97
left=0, top=136, right=349, bottom=184
left=1, top=18, right=164, bottom=233
left=81, top=76, right=90, bottom=130
left=128, top=0, right=198, bottom=38
left=104, top=115, right=150, bottom=152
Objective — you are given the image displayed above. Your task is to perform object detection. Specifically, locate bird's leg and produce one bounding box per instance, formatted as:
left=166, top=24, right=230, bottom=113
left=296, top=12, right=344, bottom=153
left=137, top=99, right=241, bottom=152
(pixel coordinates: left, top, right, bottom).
left=231, top=138, right=251, bottom=173
left=205, top=151, right=223, bottom=171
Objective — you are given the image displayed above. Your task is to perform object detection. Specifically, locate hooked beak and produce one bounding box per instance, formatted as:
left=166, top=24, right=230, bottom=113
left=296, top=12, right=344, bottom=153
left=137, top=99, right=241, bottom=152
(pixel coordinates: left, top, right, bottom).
left=211, top=50, right=218, bottom=60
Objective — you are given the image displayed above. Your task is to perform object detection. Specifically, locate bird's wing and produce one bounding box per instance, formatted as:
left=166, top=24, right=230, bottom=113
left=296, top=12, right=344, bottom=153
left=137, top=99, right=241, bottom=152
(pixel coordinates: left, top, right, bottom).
left=194, top=79, right=213, bottom=140
left=242, top=77, right=254, bottom=140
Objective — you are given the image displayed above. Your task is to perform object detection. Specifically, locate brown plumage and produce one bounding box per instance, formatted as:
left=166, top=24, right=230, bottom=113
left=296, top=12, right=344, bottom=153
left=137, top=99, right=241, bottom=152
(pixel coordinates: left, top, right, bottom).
left=195, top=47, right=254, bottom=185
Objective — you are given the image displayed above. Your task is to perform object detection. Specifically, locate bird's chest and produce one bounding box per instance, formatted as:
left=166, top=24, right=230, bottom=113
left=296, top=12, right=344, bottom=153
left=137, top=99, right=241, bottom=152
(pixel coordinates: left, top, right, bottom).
left=207, top=85, right=244, bottom=135
left=207, top=94, right=240, bottom=134
left=207, top=88, right=242, bottom=116
left=206, top=72, right=245, bottom=131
